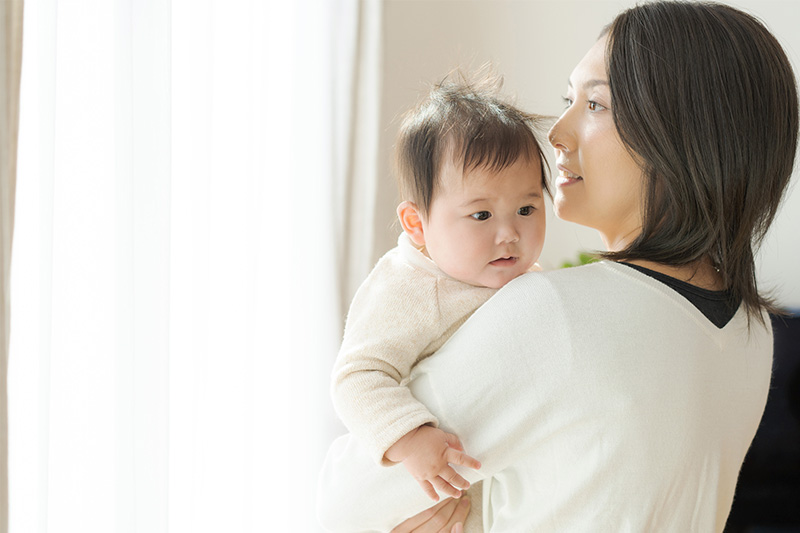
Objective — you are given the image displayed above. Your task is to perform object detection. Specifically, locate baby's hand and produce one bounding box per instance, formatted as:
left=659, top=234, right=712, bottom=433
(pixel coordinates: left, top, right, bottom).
left=384, top=425, right=481, bottom=501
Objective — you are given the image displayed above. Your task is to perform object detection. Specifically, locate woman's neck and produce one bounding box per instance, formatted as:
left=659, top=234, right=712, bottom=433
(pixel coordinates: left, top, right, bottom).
left=600, top=227, right=724, bottom=291
left=623, top=259, right=725, bottom=291
left=600, top=224, right=640, bottom=257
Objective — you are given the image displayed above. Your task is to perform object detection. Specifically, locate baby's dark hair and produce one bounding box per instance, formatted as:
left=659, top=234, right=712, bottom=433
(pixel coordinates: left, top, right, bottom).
left=394, top=71, right=550, bottom=218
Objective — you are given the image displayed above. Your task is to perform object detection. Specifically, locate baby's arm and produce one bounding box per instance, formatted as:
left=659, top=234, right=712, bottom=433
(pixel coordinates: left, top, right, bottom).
left=331, top=259, right=449, bottom=465
left=384, top=425, right=481, bottom=501
left=331, top=250, right=493, bottom=501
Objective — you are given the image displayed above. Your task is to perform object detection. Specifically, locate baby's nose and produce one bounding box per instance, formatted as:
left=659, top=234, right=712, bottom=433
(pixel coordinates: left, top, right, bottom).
left=497, top=224, right=520, bottom=244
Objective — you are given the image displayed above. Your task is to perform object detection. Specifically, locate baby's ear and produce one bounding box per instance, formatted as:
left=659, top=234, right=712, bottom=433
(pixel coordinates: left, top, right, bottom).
left=397, top=201, right=425, bottom=247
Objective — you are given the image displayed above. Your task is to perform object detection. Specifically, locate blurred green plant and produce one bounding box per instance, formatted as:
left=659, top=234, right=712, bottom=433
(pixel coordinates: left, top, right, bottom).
left=560, top=252, right=599, bottom=269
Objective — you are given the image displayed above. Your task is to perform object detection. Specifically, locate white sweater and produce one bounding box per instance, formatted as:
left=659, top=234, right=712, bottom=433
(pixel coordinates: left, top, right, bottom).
left=317, top=261, right=772, bottom=532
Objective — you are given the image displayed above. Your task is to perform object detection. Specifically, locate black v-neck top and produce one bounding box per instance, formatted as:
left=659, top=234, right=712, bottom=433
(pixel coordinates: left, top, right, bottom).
left=620, top=262, right=741, bottom=329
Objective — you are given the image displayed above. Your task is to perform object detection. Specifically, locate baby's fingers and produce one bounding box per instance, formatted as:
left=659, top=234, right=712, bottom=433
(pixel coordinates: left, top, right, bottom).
left=446, top=448, right=482, bottom=471
left=440, top=467, right=470, bottom=491
left=418, top=479, right=440, bottom=502
left=432, top=475, right=463, bottom=499
left=443, top=432, right=464, bottom=452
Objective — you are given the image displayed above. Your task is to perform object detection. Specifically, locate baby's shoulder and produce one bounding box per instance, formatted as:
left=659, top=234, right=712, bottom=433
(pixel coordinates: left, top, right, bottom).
left=352, top=247, right=440, bottom=306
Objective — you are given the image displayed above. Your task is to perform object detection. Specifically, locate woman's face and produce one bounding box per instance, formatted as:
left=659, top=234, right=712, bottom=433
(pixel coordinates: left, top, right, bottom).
left=548, top=36, right=645, bottom=252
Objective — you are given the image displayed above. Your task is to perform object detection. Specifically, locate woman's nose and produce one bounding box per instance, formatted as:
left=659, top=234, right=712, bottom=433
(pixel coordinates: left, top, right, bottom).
left=548, top=114, right=572, bottom=153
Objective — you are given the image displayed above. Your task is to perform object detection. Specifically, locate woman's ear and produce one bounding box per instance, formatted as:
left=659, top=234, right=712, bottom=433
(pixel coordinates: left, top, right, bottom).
left=397, top=201, right=426, bottom=247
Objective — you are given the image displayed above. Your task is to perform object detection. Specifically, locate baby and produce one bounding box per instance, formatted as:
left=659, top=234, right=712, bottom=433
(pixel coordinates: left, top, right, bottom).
left=331, top=74, right=550, bottom=502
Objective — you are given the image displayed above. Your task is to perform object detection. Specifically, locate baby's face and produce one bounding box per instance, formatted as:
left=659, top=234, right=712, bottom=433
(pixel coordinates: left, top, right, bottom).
left=420, top=156, right=546, bottom=289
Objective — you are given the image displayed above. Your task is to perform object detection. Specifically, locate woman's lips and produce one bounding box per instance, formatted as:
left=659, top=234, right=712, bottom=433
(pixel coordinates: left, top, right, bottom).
left=556, top=167, right=583, bottom=187
left=556, top=175, right=583, bottom=187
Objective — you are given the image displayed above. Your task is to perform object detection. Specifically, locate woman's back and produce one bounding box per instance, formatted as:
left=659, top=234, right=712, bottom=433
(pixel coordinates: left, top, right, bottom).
left=318, top=262, right=773, bottom=531
left=463, top=263, right=772, bottom=531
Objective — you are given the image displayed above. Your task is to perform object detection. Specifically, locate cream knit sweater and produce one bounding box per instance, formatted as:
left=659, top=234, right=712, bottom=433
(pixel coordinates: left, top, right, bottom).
left=332, top=233, right=496, bottom=464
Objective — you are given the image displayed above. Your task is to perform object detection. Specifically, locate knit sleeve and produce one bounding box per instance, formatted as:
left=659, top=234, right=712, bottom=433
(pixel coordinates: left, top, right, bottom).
left=331, top=258, right=446, bottom=465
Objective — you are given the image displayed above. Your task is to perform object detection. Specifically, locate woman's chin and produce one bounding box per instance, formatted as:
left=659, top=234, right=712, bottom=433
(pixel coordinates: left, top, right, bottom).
left=553, top=201, right=577, bottom=223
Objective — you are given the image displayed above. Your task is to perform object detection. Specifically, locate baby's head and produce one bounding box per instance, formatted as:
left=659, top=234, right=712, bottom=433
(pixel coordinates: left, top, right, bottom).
left=395, top=73, right=550, bottom=289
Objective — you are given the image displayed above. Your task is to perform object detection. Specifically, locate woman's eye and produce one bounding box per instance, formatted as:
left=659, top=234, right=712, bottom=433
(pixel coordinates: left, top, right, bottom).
left=470, top=211, right=492, bottom=221
left=562, top=96, right=573, bottom=109
left=518, top=206, right=535, bottom=216
left=587, top=100, right=606, bottom=112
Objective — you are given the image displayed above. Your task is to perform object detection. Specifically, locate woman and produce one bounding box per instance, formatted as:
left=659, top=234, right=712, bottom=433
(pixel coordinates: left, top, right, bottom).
left=317, top=2, right=798, bottom=531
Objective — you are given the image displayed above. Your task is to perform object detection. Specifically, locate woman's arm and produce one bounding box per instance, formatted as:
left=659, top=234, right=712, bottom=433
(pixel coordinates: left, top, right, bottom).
left=317, top=273, right=556, bottom=531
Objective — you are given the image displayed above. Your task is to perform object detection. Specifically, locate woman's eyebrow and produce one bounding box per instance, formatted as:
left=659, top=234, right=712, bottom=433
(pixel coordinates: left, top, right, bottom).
left=567, top=79, right=610, bottom=89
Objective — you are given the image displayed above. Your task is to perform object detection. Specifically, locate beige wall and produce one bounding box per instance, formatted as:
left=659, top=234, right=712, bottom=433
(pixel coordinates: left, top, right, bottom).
left=376, top=0, right=800, bottom=308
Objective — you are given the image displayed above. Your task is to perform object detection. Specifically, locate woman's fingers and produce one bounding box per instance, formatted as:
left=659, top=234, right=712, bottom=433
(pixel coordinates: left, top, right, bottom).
left=389, top=497, right=471, bottom=533
left=445, top=497, right=471, bottom=533
left=390, top=498, right=459, bottom=533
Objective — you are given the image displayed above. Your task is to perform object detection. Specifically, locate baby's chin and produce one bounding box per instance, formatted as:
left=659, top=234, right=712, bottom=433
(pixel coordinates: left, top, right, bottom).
left=443, top=258, right=537, bottom=289
left=477, top=265, right=536, bottom=290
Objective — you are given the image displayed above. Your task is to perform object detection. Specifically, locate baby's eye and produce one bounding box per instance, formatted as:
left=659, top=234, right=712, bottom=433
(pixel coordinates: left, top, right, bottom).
left=470, top=211, right=492, bottom=221
left=518, top=206, right=535, bottom=216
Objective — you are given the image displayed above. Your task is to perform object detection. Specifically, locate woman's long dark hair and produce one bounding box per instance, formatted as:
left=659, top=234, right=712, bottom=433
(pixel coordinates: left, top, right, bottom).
left=603, top=1, right=799, bottom=325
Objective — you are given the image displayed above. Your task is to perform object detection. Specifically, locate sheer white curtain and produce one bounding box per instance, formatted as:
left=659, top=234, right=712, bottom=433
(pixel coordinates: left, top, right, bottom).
left=1, top=2, right=25, bottom=530
left=9, top=0, right=379, bottom=531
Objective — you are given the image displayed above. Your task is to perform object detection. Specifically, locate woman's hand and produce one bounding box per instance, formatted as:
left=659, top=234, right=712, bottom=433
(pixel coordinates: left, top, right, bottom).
left=390, top=497, right=470, bottom=533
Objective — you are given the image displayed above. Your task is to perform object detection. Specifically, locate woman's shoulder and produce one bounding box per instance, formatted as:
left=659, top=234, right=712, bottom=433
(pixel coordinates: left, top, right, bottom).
left=455, top=261, right=619, bottom=328
left=469, top=260, right=671, bottom=328
left=502, top=260, right=629, bottom=297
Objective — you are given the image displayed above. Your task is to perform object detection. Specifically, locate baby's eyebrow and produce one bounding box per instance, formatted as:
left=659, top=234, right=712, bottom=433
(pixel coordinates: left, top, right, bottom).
left=461, top=191, right=542, bottom=207
left=460, top=197, right=488, bottom=207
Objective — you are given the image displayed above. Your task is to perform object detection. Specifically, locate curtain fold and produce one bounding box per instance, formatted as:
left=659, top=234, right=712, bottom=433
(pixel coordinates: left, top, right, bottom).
left=1, top=2, right=24, bottom=531
left=335, top=0, right=384, bottom=318
left=8, top=0, right=381, bottom=531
